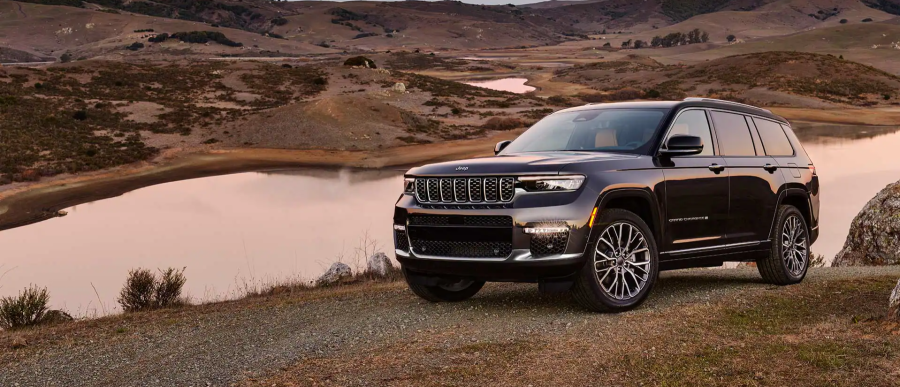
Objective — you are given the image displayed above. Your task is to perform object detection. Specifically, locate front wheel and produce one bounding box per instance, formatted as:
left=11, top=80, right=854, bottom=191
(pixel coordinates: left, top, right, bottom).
left=572, top=208, right=659, bottom=313
left=404, top=272, right=485, bottom=302
left=758, top=205, right=810, bottom=285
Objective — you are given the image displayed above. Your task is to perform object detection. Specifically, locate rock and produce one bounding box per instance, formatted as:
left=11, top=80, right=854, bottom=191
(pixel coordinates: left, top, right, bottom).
left=833, top=180, right=900, bottom=266
left=10, top=336, right=26, bottom=349
left=366, top=252, right=393, bottom=277
left=315, top=262, right=352, bottom=286
left=891, top=279, right=900, bottom=321
left=43, top=309, right=74, bottom=324
left=392, top=82, right=406, bottom=92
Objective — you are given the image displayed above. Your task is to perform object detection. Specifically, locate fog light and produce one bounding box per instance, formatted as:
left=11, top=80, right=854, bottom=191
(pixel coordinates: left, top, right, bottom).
left=524, top=227, right=568, bottom=234
left=393, top=224, right=406, bottom=231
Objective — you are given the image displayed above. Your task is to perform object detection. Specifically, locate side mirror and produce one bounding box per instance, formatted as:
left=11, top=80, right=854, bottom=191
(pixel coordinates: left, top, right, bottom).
left=494, top=140, right=512, bottom=155
left=660, top=135, right=703, bottom=156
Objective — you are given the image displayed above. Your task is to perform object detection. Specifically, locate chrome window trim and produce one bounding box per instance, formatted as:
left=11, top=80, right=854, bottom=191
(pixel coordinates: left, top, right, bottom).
left=658, top=107, right=717, bottom=156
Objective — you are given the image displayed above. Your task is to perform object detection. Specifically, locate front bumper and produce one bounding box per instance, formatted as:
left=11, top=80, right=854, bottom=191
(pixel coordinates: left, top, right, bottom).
left=392, top=188, right=598, bottom=282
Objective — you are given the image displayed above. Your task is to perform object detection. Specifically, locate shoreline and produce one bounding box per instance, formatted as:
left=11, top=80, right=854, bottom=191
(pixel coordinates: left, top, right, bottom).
left=0, top=130, right=523, bottom=231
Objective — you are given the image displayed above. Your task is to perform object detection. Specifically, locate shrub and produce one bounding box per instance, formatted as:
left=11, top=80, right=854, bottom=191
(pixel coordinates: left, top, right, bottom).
left=126, top=42, right=144, bottom=51
left=154, top=268, right=187, bottom=307
left=148, top=33, right=169, bottom=43
left=73, top=110, right=88, bottom=120
left=271, top=17, right=288, bottom=26
left=343, top=56, right=377, bottom=68
left=60, top=52, right=72, bottom=63
left=862, top=18, right=873, bottom=22
left=313, top=76, right=327, bottom=85
left=0, top=286, right=50, bottom=330
left=118, top=269, right=156, bottom=312
left=482, top=117, right=523, bottom=130
left=608, top=87, right=644, bottom=101
left=840, top=19, right=848, bottom=24
left=118, top=267, right=187, bottom=312
left=645, top=89, right=661, bottom=98
left=134, top=28, right=155, bottom=33
left=726, top=34, right=736, bottom=42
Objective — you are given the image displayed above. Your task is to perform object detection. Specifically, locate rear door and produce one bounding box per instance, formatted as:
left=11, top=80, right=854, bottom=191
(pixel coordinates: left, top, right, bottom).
left=709, top=111, right=784, bottom=245
left=660, top=109, right=730, bottom=252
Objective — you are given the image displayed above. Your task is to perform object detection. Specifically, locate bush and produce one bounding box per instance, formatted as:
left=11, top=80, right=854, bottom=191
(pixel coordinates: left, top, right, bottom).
left=343, top=56, right=377, bottom=68
left=726, top=34, right=736, bottom=42
left=271, top=17, right=288, bottom=26
left=118, top=267, right=187, bottom=312
left=126, top=42, right=144, bottom=51
left=0, top=286, right=50, bottom=330
left=118, top=269, right=156, bottom=312
left=60, top=52, right=72, bottom=63
left=148, top=33, right=169, bottom=43
left=73, top=110, right=88, bottom=120
left=862, top=18, right=873, bottom=22
left=171, top=31, right=242, bottom=47
left=840, top=19, right=848, bottom=24
left=154, top=268, right=187, bottom=307
left=482, top=117, right=523, bottom=130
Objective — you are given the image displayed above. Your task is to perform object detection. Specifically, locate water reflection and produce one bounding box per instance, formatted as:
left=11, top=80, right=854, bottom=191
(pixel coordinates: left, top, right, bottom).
left=0, top=168, right=403, bottom=315
left=464, top=78, right=536, bottom=94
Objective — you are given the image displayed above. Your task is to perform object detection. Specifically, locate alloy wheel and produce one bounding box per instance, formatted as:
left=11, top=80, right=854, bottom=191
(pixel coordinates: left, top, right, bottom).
left=781, top=214, right=808, bottom=276
left=594, top=222, right=651, bottom=301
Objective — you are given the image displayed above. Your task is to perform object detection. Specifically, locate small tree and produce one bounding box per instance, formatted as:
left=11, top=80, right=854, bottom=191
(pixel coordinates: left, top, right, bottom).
left=633, top=40, right=646, bottom=49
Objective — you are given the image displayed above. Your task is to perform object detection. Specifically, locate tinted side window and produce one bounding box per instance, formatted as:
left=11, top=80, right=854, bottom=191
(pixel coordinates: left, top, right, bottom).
left=665, top=110, right=714, bottom=156
left=753, top=118, right=794, bottom=156
left=710, top=111, right=756, bottom=156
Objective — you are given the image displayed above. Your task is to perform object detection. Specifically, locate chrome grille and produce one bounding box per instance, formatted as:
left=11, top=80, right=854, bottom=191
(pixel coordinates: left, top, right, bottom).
left=415, top=179, right=428, bottom=202
left=500, top=177, right=514, bottom=201
left=426, top=179, right=439, bottom=202
left=484, top=178, right=498, bottom=202
left=439, top=179, right=453, bottom=202
left=453, top=178, right=467, bottom=202
left=414, top=177, right=516, bottom=204
left=468, top=178, right=483, bottom=202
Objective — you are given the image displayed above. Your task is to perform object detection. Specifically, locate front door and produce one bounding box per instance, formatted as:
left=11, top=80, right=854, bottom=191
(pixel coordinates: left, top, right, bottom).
left=660, top=109, right=730, bottom=253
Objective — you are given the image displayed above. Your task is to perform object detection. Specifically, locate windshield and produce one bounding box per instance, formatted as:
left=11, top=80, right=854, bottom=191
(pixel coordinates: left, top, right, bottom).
left=501, top=109, right=668, bottom=155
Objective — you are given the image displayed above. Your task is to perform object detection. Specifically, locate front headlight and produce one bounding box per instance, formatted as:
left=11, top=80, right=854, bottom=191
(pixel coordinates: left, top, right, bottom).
left=403, top=177, right=415, bottom=194
left=519, top=175, right=585, bottom=192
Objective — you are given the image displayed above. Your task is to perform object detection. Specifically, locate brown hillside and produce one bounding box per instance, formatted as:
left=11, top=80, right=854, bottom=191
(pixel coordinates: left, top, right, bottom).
left=554, top=51, right=900, bottom=107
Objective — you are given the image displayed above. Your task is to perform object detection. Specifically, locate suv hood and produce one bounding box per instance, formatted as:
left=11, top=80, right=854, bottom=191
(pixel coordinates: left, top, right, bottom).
left=406, top=151, right=638, bottom=176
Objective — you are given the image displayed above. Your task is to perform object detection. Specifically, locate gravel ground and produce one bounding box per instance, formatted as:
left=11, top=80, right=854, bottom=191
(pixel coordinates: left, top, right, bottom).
left=1, top=267, right=898, bottom=386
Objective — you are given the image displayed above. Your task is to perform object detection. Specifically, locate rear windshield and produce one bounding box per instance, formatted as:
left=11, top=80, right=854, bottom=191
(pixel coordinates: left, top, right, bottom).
left=501, top=109, right=667, bottom=155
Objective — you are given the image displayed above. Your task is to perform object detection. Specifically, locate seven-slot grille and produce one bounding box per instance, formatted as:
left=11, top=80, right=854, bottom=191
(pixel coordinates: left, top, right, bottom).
left=414, top=177, right=515, bottom=204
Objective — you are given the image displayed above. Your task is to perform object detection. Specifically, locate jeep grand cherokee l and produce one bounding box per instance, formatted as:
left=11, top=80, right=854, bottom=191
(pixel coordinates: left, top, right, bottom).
left=393, top=98, right=819, bottom=312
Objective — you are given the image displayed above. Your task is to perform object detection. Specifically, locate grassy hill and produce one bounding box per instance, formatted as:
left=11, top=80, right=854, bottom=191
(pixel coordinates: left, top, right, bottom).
left=553, top=51, right=900, bottom=107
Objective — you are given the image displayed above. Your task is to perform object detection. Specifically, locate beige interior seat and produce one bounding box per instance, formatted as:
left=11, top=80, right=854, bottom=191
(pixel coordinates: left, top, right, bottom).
left=594, top=129, right=618, bottom=147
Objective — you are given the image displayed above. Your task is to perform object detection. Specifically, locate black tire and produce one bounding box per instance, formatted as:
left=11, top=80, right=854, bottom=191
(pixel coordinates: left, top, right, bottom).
left=404, top=273, right=485, bottom=302
left=572, top=208, right=659, bottom=313
left=758, top=205, right=810, bottom=285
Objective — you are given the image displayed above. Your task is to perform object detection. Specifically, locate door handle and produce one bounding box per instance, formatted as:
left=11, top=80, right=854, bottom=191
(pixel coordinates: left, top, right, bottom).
left=763, top=163, right=778, bottom=173
left=708, top=163, right=725, bottom=174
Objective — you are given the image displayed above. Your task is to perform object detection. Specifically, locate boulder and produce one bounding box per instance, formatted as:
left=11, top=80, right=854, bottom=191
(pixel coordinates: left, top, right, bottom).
left=891, top=279, right=900, bottom=321
left=392, top=82, right=406, bottom=92
left=833, top=180, right=900, bottom=266
left=366, top=252, right=394, bottom=277
left=315, top=262, right=352, bottom=286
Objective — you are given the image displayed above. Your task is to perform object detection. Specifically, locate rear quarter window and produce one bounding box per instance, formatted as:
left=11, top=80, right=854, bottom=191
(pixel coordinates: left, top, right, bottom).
left=753, top=118, right=794, bottom=156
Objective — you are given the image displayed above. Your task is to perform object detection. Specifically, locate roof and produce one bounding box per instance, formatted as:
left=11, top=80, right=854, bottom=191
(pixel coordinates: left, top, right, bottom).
left=555, top=99, right=789, bottom=124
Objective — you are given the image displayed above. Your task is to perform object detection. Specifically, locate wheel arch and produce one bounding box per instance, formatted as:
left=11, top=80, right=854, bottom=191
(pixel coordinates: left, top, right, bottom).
left=591, top=188, right=663, bottom=247
left=769, top=187, right=813, bottom=239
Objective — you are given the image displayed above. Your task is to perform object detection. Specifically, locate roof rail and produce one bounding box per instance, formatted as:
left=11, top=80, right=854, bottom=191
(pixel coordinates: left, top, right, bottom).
left=683, top=97, right=772, bottom=113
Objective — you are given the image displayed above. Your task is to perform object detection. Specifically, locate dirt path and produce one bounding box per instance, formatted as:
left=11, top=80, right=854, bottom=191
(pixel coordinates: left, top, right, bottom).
left=1, top=267, right=898, bottom=386
left=15, top=2, right=26, bottom=18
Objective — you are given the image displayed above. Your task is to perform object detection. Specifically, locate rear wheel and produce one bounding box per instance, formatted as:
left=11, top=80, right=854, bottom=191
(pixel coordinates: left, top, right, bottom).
left=758, top=205, right=809, bottom=285
left=404, top=273, right=485, bottom=302
left=572, top=208, right=659, bottom=313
